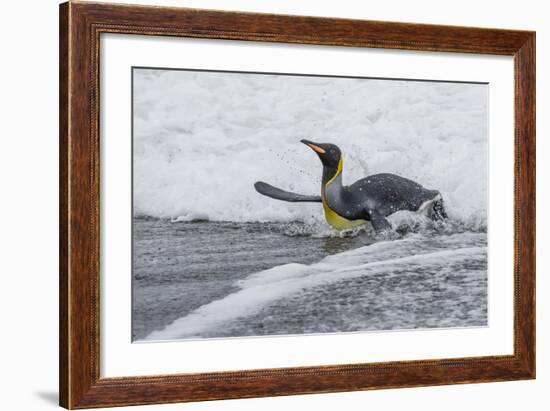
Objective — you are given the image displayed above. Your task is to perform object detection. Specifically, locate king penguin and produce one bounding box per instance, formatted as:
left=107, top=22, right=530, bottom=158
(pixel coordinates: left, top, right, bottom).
left=254, top=140, right=447, bottom=233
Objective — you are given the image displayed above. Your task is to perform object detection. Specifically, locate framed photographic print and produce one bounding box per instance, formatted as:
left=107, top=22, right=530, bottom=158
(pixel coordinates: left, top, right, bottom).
left=59, top=1, right=535, bottom=409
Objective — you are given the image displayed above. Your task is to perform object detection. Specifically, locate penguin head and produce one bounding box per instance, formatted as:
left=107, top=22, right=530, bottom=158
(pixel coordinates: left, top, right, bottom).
left=300, top=139, right=342, bottom=168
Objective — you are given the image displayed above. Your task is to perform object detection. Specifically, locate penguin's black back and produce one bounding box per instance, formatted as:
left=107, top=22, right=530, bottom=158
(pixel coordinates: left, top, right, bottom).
left=344, top=173, right=440, bottom=217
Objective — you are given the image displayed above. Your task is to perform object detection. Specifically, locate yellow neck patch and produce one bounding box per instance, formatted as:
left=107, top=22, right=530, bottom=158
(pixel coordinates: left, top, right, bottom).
left=321, top=158, right=368, bottom=230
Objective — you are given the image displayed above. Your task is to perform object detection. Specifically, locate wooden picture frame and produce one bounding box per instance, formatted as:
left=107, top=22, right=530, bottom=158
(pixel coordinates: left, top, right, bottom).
left=59, top=1, right=535, bottom=408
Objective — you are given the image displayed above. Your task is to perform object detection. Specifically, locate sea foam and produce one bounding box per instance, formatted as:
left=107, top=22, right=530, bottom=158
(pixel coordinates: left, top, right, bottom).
left=133, top=69, right=487, bottom=227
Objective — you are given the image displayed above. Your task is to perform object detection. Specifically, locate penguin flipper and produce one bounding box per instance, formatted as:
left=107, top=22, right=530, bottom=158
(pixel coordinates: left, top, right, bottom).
left=254, top=181, right=322, bottom=203
left=369, top=211, right=392, bottom=233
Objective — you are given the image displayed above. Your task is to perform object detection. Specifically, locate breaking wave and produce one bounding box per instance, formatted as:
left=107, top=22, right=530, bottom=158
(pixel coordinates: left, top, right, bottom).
left=133, top=69, right=487, bottom=228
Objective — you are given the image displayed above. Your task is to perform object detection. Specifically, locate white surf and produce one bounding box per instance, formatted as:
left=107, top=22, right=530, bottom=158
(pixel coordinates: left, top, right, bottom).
left=133, top=69, right=487, bottom=229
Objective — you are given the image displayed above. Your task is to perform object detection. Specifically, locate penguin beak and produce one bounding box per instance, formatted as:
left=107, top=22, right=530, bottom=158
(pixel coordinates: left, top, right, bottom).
left=301, top=139, right=326, bottom=154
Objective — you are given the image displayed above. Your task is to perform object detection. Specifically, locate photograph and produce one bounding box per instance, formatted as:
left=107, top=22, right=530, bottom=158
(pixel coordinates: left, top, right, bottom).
left=131, top=67, right=489, bottom=342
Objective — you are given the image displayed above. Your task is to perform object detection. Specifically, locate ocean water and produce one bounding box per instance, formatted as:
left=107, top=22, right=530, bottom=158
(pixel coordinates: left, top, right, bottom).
left=133, top=219, right=487, bottom=341
left=132, top=68, right=488, bottom=341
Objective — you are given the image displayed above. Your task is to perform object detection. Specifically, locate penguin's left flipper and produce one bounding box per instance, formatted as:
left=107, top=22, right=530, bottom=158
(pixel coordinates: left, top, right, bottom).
left=369, top=210, right=393, bottom=233
left=254, top=181, right=322, bottom=203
